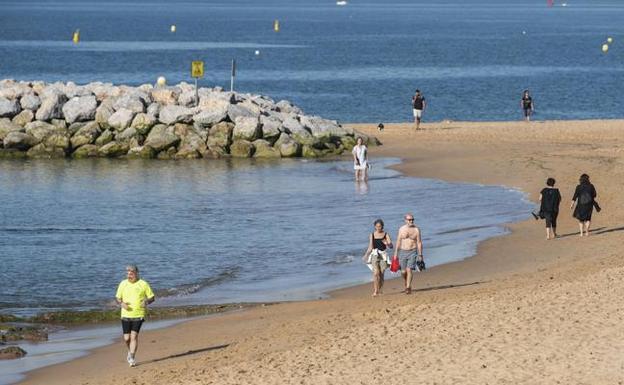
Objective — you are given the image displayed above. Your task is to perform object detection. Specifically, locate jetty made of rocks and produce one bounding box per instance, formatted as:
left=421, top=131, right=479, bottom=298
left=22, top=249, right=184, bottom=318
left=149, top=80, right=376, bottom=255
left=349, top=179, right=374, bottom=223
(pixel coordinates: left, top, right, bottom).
left=0, top=80, right=378, bottom=160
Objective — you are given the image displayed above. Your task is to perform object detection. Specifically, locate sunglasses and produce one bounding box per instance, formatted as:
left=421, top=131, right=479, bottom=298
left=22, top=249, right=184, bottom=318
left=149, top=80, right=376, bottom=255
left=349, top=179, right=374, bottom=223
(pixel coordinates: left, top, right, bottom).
left=405, top=218, right=414, bottom=221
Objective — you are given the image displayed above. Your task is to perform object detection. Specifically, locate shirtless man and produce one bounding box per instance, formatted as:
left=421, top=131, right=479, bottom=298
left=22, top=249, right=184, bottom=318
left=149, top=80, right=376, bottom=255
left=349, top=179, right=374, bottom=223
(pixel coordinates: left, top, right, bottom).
left=393, top=213, right=424, bottom=294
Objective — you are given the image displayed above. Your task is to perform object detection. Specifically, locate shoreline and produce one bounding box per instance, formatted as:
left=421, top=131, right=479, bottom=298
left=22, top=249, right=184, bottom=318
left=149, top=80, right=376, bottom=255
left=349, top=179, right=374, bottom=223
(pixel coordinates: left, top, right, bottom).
left=16, top=119, right=624, bottom=384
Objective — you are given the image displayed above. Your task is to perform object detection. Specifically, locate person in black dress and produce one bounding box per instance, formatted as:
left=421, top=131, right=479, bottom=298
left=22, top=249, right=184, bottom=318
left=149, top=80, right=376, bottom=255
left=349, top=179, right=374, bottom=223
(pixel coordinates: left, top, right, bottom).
left=570, top=173, right=597, bottom=237
left=539, top=177, right=561, bottom=240
left=521, top=90, right=534, bottom=122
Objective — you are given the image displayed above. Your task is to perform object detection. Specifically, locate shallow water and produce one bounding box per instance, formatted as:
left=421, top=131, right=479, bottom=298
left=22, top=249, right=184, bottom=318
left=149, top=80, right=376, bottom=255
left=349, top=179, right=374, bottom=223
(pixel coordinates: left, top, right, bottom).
left=0, top=158, right=532, bottom=316
left=0, top=0, right=623, bottom=122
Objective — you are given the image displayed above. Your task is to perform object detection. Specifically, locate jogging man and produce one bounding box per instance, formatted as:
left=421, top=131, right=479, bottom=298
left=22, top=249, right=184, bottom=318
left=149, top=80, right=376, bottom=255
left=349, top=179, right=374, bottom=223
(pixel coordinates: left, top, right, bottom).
left=115, top=265, right=155, bottom=367
left=393, top=213, right=424, bottom=294
left=411, top=89, right=426, bottom=129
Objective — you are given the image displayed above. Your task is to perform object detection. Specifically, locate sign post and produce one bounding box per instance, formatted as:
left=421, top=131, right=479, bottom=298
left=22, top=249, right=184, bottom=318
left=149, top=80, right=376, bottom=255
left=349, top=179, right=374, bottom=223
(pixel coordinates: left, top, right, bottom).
left=230, top=59, right=236, bottom=92
left=191, top=61, right=204, bottom=106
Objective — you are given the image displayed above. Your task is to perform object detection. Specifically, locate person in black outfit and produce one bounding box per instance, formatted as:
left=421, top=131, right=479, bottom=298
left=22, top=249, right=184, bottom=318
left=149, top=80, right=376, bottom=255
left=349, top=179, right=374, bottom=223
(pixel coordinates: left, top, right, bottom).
left=411, top=89, right=426, bottom=129
left=521, top=90, right=534, bottom=122
left=570, top=173, right=598, bottom=237
left=538, top=177, right=561, bottom=240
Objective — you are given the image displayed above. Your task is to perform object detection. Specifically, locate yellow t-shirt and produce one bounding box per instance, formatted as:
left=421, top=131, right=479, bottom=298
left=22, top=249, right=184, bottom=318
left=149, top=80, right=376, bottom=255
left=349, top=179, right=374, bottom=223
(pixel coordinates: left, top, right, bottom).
left=115, top=279, right=155, bottom=319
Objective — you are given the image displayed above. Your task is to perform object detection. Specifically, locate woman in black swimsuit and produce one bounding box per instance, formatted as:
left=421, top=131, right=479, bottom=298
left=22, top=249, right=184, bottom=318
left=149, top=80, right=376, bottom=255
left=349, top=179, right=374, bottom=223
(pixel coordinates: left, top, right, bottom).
left=521, top=90, right=534, bottom=122
left=570, top=173, right=598, bottom=237
left=362, top=219, right=393, bottom=297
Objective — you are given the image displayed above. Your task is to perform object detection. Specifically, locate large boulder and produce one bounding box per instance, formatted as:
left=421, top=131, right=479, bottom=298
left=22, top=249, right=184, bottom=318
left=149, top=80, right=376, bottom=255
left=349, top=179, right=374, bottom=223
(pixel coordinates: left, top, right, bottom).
left=20, top=93, right=41, bottom=111
left=282, top=116, right=314, bottom=145
left=302, top=144, right=323, bottom=158
left=206, top=121, right=233, bottom=151
left=275, top=100, right=303, bottom=115
left=192, top=107, right=228, bottom=128
left=143, top=124, right=180, bottom=152
left=232, top=116, right=261, bottom=142
left=146, top=102, right=160, bottom=117
left=127, top=145, right=156, bottom=159
left=177, top=90, right=198, bottom=107
left=71, top=122, right=100, bottom=149
left=107, top=108, right=135, bottom=131
left=0, top=346, right=27, bottom=360
left=229, top=139, right=254, bottom=158
left=44, top=133, right=70, bottom=151
left=35, top=91, right=67, bottom=121
left=131, top=113, right=157, bottom=135
left=150, top=87, right=180, bottom=105
left=227, top=103, right=257, bottom=121
left=72, top=144, right=99, bottom=158
left=0, top=97, right=21, bottom=118
left=95, top=129, right=114, bottom=146
left=4, top=132, right=39, bottom=150
left=176, top=127, right=207, bottom=158
left=0, top=118, right=24, bottom=141
left=259, top=115, right=282, bottom=144
left=26, top=143, right=66, bottom=158
left=253, top=139, right=280, bottom=158
left=198, top=92, right=233, bottom=111
left=62, top=95, right=97, bottom=124
left=156, top=146, right=177, bottom=160
left=12, top=109, right=34, bottom=127
left=113, top=94, right=145, bottom=113
left=159, top=105, right=195, bottom=125
left=95, top=101, right=115, bottom=129
left=274, top=133, right=300, bottom=157
left=116, top=127, right=139, bottom=143
left=300, top=115, right=350, bottom=141
left=98, top=141, right=129, bottom=157
left=25, top=121, right=63, bottom=142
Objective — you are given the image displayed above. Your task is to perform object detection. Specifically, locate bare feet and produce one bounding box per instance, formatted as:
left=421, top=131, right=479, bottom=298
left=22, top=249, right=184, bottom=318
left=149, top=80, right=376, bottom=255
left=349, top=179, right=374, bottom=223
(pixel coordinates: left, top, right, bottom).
left=405, top=288, right=412, bottom=295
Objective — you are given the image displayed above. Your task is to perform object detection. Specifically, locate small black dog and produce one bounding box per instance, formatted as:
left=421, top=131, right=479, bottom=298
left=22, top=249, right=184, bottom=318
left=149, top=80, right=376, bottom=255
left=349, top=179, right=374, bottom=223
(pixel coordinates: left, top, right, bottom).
left=377, top=123, right=384, bottom=131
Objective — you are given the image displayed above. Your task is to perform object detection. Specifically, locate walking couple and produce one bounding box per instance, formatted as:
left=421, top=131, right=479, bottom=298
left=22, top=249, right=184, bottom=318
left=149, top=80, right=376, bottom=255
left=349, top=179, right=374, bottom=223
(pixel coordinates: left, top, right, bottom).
left=363, top=213, right=424, bottom=296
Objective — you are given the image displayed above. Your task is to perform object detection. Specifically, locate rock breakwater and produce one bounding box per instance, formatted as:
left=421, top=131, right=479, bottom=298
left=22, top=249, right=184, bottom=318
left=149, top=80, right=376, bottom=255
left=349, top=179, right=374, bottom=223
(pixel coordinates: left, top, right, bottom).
left=0, top=80, right=379, bottom=160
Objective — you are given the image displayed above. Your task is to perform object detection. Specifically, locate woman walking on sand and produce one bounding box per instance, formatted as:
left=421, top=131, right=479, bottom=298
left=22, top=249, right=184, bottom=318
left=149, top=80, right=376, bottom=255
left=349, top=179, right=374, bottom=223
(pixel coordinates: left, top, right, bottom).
left=521, top=90, right=534, bottom=122
left=352, top=137, right=368, bottom=181
left=362, top=219, right=393, bottom=297
left=571, top=173, right=598, bottom=237
left=538, top=177, right=561, bottom=240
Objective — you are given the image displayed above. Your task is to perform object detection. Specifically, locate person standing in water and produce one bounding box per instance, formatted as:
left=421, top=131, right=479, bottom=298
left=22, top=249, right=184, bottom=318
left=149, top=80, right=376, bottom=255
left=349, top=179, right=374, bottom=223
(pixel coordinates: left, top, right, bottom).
left=115, top=265, right=155, bottom=367
left=538, top=177, right=562, bottom=240
left=362, top=219, right=393, bottom=297
left=521, top=90, right=534, bottom=122
left=411, top=89, right=426, bottom=129
left=352, top=137, right=368, bottom=181
left=393, top=213, right=424, bottom=294
left=571, top=173, right=598, bottom=237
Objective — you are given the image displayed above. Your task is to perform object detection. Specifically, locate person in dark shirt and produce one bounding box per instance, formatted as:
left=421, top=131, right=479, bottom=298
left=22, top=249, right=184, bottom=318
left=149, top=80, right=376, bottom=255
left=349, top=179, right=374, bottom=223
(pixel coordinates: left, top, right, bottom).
left=411, top=89, right=426, bottom=129
left=570, top=173, right=598, bottom=237
left=539, top=177, right=561, bottom=240
left=521, top=90, right=534, bottom=122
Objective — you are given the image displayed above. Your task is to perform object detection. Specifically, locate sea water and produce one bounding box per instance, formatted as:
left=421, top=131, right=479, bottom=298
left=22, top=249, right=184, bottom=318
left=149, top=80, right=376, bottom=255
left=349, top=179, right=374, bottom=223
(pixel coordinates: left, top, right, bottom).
left=0, top=158, right=532, bottom=316
left=0, top=0, right=623, bottom=122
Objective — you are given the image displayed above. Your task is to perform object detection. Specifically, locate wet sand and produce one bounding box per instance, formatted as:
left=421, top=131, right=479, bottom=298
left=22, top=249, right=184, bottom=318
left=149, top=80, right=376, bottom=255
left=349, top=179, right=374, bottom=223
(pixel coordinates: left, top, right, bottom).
left=20, top=120, right=624, bottom=384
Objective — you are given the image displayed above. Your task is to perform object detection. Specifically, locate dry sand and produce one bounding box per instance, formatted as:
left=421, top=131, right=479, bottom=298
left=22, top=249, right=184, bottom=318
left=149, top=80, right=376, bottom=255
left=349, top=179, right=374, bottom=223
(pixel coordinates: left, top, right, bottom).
left=20, top=120, right=624, bottom=385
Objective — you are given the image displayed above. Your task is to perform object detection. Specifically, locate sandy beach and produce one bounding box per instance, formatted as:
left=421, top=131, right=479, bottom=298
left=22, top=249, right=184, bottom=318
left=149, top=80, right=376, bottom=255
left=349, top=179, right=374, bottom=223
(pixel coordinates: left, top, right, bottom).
left=19, top=119, right=624, bottom=385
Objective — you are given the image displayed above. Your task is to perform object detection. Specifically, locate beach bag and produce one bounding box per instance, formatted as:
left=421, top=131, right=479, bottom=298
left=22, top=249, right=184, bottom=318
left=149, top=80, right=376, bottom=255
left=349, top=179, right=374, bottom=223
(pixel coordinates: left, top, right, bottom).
left=390, top=255, right=400, bottom=273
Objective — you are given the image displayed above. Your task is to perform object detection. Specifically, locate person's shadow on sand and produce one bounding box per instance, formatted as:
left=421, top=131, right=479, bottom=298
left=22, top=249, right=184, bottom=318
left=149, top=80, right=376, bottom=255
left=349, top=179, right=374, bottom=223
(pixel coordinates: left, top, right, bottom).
left=136, top=344, right=230, bottom=367
left=555, top=226, right=624, bottom=238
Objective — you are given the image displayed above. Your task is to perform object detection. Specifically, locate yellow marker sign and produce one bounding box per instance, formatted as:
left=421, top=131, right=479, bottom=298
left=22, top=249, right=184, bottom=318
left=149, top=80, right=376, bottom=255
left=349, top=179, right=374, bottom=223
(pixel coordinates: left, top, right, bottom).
left=72, top=30, right=80, bottom=44
left=191, top=61, right=204, bottom=78
left=274, top=20, right=280, bottom=32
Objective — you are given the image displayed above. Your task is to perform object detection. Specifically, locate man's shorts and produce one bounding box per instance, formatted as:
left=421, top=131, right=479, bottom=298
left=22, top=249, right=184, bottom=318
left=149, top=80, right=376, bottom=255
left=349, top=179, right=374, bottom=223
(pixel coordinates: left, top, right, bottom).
left=399, top=249, right=418, bottom=271
left=413, top=109, right=423, bottom=118
left=121, top=317, right=144, bottom=334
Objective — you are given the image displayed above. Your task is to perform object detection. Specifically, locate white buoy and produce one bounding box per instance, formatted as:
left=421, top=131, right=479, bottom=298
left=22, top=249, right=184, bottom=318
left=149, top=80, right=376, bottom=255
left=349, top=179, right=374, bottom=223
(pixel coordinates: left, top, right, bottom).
left=522, top=31, right=527, bottom=35
left=255, top=50, right=260, bottom=56
left=607, top=37, right=613, bottom=43
left=602, top=44, right=609, bottom=53
left=170, top=25, right=176, bottom=33
left=157, top=76, right=167, bottom=86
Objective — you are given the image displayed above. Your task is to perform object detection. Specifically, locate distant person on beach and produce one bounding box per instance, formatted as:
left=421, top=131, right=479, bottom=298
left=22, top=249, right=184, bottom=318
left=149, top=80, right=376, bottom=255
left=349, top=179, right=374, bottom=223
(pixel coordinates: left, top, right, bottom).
left=393, top=213, right=424, bottom=294
left=115, top=265, right=155, bottom=367
left=362, top=219, right=393, bottom=297
left=412, top=89, right=426, bottom=129
left=521, top=90, right=534, bottom=122
left=537, top=177, right=561, bottom=240
left=570, top=173, right=600, bottom=237
left=352, top=137, right=368, bottom=181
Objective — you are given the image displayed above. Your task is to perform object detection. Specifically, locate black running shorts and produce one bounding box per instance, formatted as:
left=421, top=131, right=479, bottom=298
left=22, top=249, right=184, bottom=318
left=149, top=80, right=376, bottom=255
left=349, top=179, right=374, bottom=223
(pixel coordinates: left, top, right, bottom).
left=121, top=317, right=144, bottom=334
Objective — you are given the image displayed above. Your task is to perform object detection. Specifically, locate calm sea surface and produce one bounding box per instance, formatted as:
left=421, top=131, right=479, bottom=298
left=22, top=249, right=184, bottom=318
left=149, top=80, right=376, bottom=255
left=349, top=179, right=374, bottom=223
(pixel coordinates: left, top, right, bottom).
left=0, top=158, right=532, bottom=316
left=0, top=0, right=623, bottom=122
